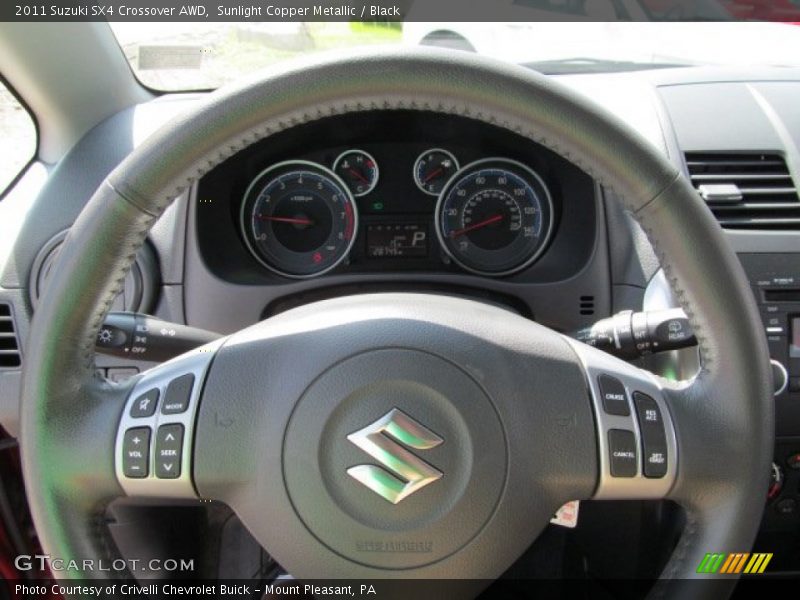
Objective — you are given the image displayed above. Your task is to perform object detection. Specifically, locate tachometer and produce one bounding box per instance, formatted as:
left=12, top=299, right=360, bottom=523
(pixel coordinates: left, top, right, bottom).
left=435, top=158, right=553, bottom=276
left=241, top=160, right=358, bottom=278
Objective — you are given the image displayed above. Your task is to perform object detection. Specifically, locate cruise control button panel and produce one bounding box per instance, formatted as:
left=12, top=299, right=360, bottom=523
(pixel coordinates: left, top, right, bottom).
left=565, top=338, right=677, bottom=500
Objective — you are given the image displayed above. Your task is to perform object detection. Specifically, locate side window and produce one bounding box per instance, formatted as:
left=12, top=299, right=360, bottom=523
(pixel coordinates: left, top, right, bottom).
left=0, top=77, right=37, bottom=197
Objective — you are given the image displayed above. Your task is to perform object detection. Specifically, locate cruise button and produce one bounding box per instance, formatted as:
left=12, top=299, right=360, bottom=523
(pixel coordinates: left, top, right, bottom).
left=155, top=424, right=184, bottom=479
left=633, top=392, right=668, bottom=478
left=598, top=374, right=630, bottom=416
left=608, top=429, right=637, bottom=478
left=122, top=427, right=151, bottom=478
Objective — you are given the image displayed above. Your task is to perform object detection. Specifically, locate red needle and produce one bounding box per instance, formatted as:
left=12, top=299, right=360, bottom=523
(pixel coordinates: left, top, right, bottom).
left=257, top=215, right=314, bottom=226
left=348, top=168, right=369, bottom=185
left=423, top=167, right=444, bottom=183
left=449, top=214, right=503, bottom=237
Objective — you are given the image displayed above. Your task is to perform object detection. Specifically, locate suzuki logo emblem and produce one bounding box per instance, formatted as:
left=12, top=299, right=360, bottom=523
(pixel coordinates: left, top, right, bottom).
left=346, top=408, right=443, bottom=504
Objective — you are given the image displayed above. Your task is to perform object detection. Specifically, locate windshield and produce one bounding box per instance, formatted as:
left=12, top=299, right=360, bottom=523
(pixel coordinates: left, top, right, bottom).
left=110, top=21, right=800, bottom=91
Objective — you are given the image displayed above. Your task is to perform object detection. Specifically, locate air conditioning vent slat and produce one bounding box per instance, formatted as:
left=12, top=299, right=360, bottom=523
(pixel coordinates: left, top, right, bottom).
left=707, top=203, right=800, bottom=211
left=684, top=152, right=800, bottom=230
left=691, top=173, right=792, bottom=182
left=0, top=303, right=21, bottom=368
left=686, top=159, right=785, bottom=168
left=716, top=217, right=800, bottom=227
left=736, top=188, right=797, bottom=196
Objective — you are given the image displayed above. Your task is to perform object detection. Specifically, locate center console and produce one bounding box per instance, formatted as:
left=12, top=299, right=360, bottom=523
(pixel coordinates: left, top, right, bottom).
left=738, top=253, right=800, bottom=562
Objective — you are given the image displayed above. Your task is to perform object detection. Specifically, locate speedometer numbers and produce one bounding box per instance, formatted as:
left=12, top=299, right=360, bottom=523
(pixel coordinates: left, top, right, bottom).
left=241, top=161, right=358, bottom=278
left=436, top=159, right=553, bottom=277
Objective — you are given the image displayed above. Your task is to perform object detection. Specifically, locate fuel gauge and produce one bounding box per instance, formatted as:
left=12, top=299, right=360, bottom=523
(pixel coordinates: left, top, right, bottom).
left=414, top=148, right=459, bottom=196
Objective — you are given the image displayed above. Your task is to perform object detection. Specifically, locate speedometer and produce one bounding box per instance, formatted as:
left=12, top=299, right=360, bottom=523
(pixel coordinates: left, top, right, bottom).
left=435, top=158, right=553, bottom=276
left=241, top=160, right=358, bottom=278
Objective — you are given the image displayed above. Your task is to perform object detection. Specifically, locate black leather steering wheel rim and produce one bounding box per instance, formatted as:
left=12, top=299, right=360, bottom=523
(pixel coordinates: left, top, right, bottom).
left=21, top=47, right=773, bottom=598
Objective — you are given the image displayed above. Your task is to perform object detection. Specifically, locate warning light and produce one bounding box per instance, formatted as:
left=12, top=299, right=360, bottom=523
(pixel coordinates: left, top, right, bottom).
left=313, top=252, right=323, bottom=264
left=372, top=201, right=384, bottom=211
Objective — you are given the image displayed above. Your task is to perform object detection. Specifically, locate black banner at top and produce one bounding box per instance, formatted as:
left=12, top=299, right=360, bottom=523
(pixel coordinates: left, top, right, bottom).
left=4, top=0, right=800, bottom=22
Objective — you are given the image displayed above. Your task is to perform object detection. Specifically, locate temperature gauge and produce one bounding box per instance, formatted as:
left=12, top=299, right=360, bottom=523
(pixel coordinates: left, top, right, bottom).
left=414, top=148, right=459, bottom=196
left=333, top=149, right=379, bottom=196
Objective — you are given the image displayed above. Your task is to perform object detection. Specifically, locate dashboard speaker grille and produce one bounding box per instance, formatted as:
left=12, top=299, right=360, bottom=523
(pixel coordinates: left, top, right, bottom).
left=685, top=152, right=800, bottom=230
left=0, top=303, right=21, bottom=369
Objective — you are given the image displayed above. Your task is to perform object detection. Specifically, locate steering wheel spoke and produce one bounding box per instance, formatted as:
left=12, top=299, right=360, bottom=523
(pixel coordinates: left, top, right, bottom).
left=114, top=338, right=225, bottom=500
left=565, top=338, right=678, bottom=501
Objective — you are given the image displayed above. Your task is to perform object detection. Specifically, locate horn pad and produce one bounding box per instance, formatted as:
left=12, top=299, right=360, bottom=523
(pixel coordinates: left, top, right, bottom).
left=283, top=348, right=507, bottom=570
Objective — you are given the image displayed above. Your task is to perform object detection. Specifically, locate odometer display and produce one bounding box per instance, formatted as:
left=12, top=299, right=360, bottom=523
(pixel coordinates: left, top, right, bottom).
left=241, top=161, right=357, bottom=278
left=436, top=158, right=553, bottom=276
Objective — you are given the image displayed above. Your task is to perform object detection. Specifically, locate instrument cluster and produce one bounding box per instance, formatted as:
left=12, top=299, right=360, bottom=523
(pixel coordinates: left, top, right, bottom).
left=196, top=111, right=597, bottom=287
left=240, top=148, right=555, bottom=279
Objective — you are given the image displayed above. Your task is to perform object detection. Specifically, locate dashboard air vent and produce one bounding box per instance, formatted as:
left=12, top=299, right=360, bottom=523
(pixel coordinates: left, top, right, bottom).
left=685, top=153, right=800, bottom=230
left=0, top=303, right=21, bottom=368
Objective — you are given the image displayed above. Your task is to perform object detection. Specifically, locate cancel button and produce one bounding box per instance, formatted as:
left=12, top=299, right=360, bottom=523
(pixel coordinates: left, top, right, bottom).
left=608, top=429, right=637, bottom=478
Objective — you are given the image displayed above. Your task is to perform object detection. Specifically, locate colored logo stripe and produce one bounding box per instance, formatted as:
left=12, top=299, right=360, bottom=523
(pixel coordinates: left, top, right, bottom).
left=697, top=553, right=725, bottom=574
left=744, top=553, right=773, bottom=574
left=697, top=553, right=773, bottom=574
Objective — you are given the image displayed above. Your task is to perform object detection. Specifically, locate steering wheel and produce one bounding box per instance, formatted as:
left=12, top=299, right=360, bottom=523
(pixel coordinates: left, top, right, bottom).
left=21, top=48, right=772, bottom=598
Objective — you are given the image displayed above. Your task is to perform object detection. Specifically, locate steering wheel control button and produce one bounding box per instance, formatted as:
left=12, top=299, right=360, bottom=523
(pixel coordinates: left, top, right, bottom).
left=161, top=373, right=194, bottom=414
left=122, top=427, right=151, bottom=478
left=155, top=424, right=184, bottom=479
left=633, top=392, right=668, bottom=478
left=130, top=388, right=159, bottom=418
left=608, top=429, right=637, bottom=478
left=598, top=374, right=630, bottom=416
